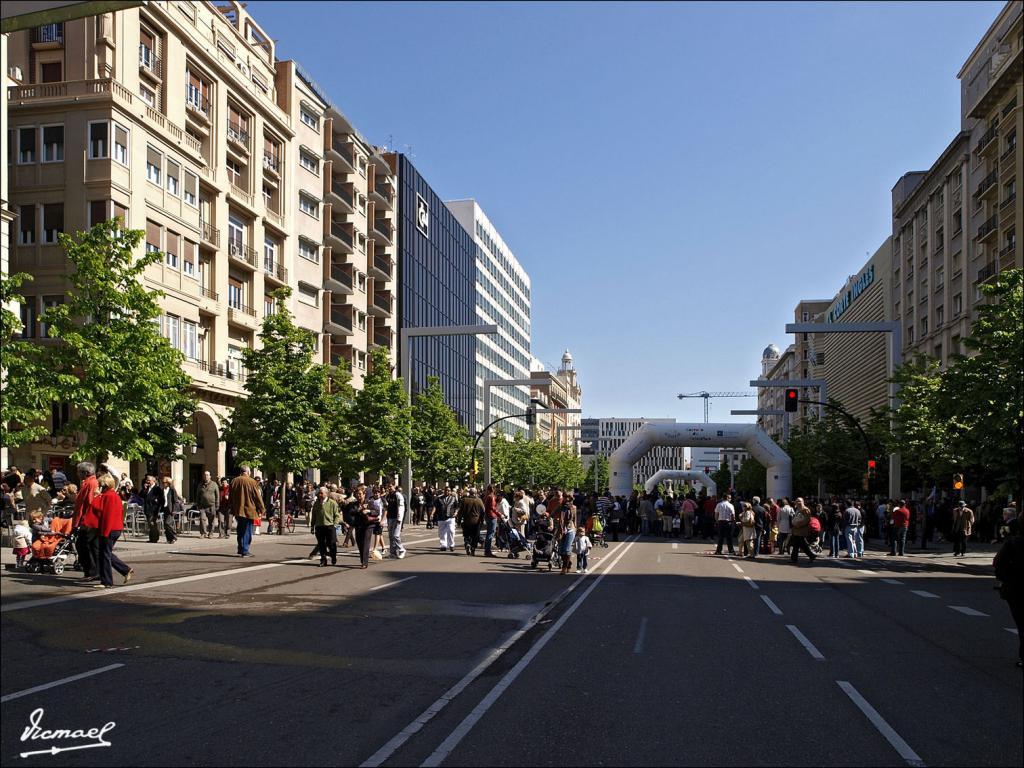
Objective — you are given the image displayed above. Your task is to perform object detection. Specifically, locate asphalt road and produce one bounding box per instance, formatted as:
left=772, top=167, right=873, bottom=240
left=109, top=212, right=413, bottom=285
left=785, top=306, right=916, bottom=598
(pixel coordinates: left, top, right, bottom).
left=1, top=527, right=1020, bottom=767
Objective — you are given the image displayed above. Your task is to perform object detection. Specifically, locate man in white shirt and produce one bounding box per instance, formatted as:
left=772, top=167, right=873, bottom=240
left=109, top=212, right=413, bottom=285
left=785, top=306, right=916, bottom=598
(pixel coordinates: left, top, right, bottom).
left=777, top=498, right=794, bottom=555
left=498, top=493, right=511, bottom=523
left=714, top=494, right=736, bottom=555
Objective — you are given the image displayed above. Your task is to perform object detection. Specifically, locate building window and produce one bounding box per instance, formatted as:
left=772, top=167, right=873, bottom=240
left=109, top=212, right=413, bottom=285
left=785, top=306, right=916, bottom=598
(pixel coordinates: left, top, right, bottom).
left=182, top=239, right=197, bottom=277
left=165, top=231, right=179, bottom=269
left=357, top=311, right=366, bottom=331
left=113, top=201, right=128, bottom=226
left=19, top=205, right=36, bottom=244
left=907, top=326, right=914, bottom=343
left=263, top=237, right=277, bottom=271
left=166, top=158, right=180, bottom=196
left=145, top=220, right=161, bottom=255
left=264, top=296, right=275, bottom=317
left=139, top=84, right=156, bottom=107
left=297, top=283, right=318, bottom=307
left=298, top=238, right=319, bottom=263
left=920, top=317, right=928, bottom=336
left=113, top=123, right=129, bottom=165
left=88, top=121, right=108, bottom=158
left=935, top=305, right=944, bottom=326
left=163, top=314, right=180, bottom=350
left=227, top=104, right=250, bottom=145
left=20, top=298, right=37, bottom=338
left=356, top=351, right=366, bottom=371
left=226, top=158, right=243, bottom=189
left=183, top=171, right=198, bottom=207
left=182, top=320, right=197, bottom=360
left=39, top=61, right=62, bottom=83
left=356, top=271, right=366, bottom=292
left=41, top=125, right=64, bottom=162
left=227, top=215, right=244, bottom=255
left=299, top=194, right=318, bottom=218
left=228, top=278, right=244, bottom=310
left=953, top=293, right=962, bottom=316
left=42, top=204, right=63, bottom=244
left=39, top=295, right=63, bottom=338
left=299, top=150, right=319, bottom=174
left=18, top=127, right=36, bottom=163
left=89, top=200, right=109, bottom=226
left=299, top=107, right=319, bottom=131
left=146, top=145, right=162, bottom=185
left=186, top=69, right=210, bottom=116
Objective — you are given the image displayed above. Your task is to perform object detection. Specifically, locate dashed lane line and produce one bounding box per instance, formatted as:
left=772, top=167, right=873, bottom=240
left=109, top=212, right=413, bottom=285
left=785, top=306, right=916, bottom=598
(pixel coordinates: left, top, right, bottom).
left=947, top=605, right=988, bottom=617
left=1007, top=628, right=1019, bottom=635
left=837, top=681, right=925, bottom=767
left=881, top=579, right=903, bottom=585
left=743, top=576, right=760, bottom=591
left=369, top=576, right=418, bottom=592
left=2, top=664, right=124, bottom=704
left=633, top=617, right=649, bottom=654
left=760, top=595, right=783, bottom=616
left=731, top=563, right=744, bottom=573
left=786, top=624, right=824, bottom=660
left=910, top=590, right=940, bottom=599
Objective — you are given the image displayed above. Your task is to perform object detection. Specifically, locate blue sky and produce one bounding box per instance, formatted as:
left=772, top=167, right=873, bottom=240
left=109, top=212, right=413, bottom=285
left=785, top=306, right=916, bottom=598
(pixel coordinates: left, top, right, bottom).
left=249, top=0, right=1001, bottom=423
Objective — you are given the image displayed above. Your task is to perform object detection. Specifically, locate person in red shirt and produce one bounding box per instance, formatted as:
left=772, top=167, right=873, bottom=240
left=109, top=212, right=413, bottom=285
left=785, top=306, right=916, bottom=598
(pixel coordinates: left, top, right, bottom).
left=891, top=499, right=911, bottom=556
left=483, top=485, right=500, bottom=557
left=90, top=473, right=133, bottom=588
left=73, top=462, right=100, bottom=580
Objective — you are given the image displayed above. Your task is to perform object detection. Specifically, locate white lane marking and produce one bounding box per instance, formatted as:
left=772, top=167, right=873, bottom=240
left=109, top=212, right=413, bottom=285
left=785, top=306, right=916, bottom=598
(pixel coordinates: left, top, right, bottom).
left=743, top=576, right=760, bottom=591
left=1, top=664, right=124, bottom=704
left=672, top=543, right=678, bottom=550
left=786, top=625, right=824, bottom=660
left=948, top=605, right=988, bottom=617
left=837, top=681, right=925, bottom=767
left=633, top=617, right=648, bottom=654
left=657, top=554, right=662, bottom=564
left=881, top=579, right=903, bottom=585
left=418, top=538, right=639, bottom=768
left=761, top=595, right=783, bottom=616
left=1, top=559, right=310, bottom=613
left=369, top=576, right=418, bottom=592
left=359, top=537, right=638, bottom=768
left=1007, top=628, right=1020, bottom=635
left=910, top=590, right=939, bottom=599
left=731, top=563, right=744, bottom=573
left=858, top=569, right=877, bottom=575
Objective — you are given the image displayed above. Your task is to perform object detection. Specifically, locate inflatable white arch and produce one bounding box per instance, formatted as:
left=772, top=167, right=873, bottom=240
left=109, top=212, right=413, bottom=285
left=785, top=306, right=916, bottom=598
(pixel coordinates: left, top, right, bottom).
left=644, top=470, right=716, bottom=496
left=610, top=423, right=791, bottom=500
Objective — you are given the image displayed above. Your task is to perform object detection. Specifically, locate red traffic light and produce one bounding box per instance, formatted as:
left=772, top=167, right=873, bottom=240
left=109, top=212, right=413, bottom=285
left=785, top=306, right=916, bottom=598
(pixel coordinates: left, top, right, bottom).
left=867, top=459, right=876, bottom=469
left=784, top=388, right=798, bottom=412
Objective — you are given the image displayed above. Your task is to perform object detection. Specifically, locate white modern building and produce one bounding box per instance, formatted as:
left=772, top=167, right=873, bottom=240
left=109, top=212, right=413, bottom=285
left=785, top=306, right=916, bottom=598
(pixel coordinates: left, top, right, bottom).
left=690, top=447, right=722, bottom=474
left=590, top=417, right=686, bottom=486
left=447, top=199, right=532, bottom=437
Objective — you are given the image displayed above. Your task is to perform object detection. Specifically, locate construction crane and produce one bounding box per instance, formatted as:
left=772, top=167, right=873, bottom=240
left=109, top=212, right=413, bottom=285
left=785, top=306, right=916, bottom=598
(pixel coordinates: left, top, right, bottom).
left=676, top=391, right=755, bottom=422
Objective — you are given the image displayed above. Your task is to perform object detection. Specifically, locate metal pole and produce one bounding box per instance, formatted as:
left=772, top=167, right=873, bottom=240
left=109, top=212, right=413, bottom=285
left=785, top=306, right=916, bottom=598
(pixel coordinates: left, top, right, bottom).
left=482, top=377, right=535, bottom=486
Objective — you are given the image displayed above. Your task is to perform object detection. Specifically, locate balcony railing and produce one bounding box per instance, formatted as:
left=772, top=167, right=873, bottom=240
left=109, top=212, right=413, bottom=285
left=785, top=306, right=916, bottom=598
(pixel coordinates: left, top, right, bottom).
left=185, top=86, right=210, bottom=117
left=329, top=307, right=353, bottom=331
left=139, top=45, right=162, bottom=77
left=330, top=264, right=353, bottom=288
left=201, top=221, right=220, bottom=247
left=332, top=143, right=353, bottom=167
left=975, top=125, right=998, bottom=155
left=227, top=120, right=250, bottom=147
left=1002, top=143, right=1016, bottom=162
left=974, top=169, right=998, bottom=198
left=201, top=286, right=219, bottom=301
left=1000, top=242, right=1017, bottom=259
left=207, top=360, right=245, bottom=382
left=1003, top=96, right=1018, bottom=117
left=264, top=260, right=287, bottom=282
left=31, top=24, right=63, bottom=44
left=976, top=262, right=997, bottom=283
left=228, top=242, right=258, bottom=267
left=977, top=215, right=999, bottom=241
left=372, top=219, right=393, bottom=240
left=228, top=302, right=256, bottom=318
left=331, top=182, right=353, bottom=208
left=372, top=293, right=391, bottom=313
left=263, top=151, right=280, bottom=173
left=330, top=224, right=353, bottom=248
left=1001, top=192, right=1016, bottom=210
left=373, top=254, right=393, bottom=278
left=374, top=183, right=394, bottom=203
left=373, top=330, right=392, bottom=348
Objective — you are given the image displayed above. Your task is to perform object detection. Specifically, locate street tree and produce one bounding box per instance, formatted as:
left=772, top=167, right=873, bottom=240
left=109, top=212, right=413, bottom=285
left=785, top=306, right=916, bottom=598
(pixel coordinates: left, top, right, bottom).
left=221, top=287, right=327, bottom=531
left=583, top=454, right=609, bottom=493
left=320, top=361, right=361, bottom=486
left=412, top=376, right=470, bottom=487
left=734, top=456, right=766, bottom=498
left=40, top=221, right=195, bottom=463
left=711, top=461, right=732, bottom=495
left=0, top=272, right=53, bottom=449
left=349, top=346, right=412, bottom=480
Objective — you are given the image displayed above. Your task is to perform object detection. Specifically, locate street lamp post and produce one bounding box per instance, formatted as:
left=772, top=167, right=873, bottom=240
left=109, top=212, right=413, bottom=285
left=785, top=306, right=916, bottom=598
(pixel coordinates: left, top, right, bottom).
left=399, top=324, right=497, bottom=499
left=483, top=377, right=536, bottom=486
left=529, top=407, right=582, bottom=443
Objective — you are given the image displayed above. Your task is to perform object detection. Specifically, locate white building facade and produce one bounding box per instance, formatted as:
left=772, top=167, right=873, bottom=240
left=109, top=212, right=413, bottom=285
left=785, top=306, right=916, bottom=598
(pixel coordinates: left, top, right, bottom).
left=447, top=199, right=532, bottom=437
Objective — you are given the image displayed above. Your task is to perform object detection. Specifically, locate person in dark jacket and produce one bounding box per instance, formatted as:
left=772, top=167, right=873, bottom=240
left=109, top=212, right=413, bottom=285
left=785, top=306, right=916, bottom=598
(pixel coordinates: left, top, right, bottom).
left=993, top=520, right=1024, bottom=667
left=143, top=476, right=163, bottom=543
left=157, top=476, right=181, bottom=544
left=456, top=490, right=484, bottom=556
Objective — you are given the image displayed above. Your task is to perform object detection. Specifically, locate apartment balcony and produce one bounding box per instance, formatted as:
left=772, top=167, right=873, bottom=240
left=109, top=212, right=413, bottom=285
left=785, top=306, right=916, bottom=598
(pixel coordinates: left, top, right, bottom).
left=368, top=253, right=393, bottom=281
left=327, top=139, right=355, bottom=173
left=368, top=291, right=392, bottom=318
left=324, top=262, right=354, bottom=295
left=329, top=342, right=353, bottom=368
left=262, top=151, right=280, bottom=178
left=206, top=359, right=246, bottom=384
left=975, top=124, right=999, bottom=156
left=1001, top=192, right=1016, bottom=212
left=139, top=45, right=162, bottom=81
left=326, top=181, right=354, bottom=213
left=324, top=304, right=354, bottom=335
left=973, top=169, right=999, bottom=200
left=263, top=208, right=286, bottom=235
left=228, top=241, right=258, bottom=269
left=370, top=218, right=393, bottom=245
left=327, top=223, right=354, bottom=253
left=976, top=262, right=998, bottom=284
left=999, top=241, right=1018, bottom=260
left=966, top=46, right=1023, bottom=119
left=185, top=87, right=211, bottom=123
left=226, top=121, right=250, bottom=152
left=369, top=181, right=394, bottom=211
left=371, top=327, right=393, bottom=349
left=198, top=285, right=219, bottom=313
left=228, top=183, right=256, bottom=213
left=200, top=221, right=220, bottom=249
left=976, top=215, right=999, bottom=243
left=227, top=303, right=258, bottom=329
left=1002, top=142, right=1017, bottom=167
left=31, top=24, right=63, bottom=46
left=263, top=259, right=287, bottom=285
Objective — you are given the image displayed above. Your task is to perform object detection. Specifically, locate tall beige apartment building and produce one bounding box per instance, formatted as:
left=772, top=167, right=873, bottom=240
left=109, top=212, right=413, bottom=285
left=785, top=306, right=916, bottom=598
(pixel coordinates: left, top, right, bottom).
left=5, top=1, right=397, bottom=491
left=892, top=1, right=1021, bottom=367
left=529, top=350, right=582, bottom=454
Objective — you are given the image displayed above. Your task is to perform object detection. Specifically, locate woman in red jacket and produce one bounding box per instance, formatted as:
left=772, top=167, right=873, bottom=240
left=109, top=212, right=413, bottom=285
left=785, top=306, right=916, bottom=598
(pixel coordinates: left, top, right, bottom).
left=91, top=474, right=134, bottom=589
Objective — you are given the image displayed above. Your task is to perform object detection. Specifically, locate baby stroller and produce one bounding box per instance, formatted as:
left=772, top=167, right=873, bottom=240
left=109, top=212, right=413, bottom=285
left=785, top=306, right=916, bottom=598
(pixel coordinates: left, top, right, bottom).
left=531, top=531, right=558, bottom=570
left=589, top=514, right=609, bottom=549
left=500, top=520, right=531, bottom=559
left=26, top=518, right=77, bottom=575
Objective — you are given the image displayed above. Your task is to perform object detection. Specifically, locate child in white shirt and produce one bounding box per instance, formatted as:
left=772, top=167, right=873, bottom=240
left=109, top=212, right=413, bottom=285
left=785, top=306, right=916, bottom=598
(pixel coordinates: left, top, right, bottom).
left=12, top=518, right=32, bottom=568
left=574, top=526, right=592, bottom=574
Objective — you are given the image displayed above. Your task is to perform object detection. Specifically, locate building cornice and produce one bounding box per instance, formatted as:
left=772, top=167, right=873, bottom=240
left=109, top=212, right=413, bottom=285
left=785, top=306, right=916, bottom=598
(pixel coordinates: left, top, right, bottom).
left=893, top=131, right=970, bottom=218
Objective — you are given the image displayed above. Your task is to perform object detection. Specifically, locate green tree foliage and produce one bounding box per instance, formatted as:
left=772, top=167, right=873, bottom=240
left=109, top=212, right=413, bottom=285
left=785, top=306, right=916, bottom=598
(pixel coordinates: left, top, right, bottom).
left=583, top=454, right=609, bottom=492
left=711, top=461, right=731, bottom=495
left=412, top=376, right=470, bottom=486
left=734, top=456, right=766, bottom=498
left=889, top=357, right=963, bottom=484
left=221, top=287, right=327, bottom=482
left=320, top=362, right=361, bottom=485
left=0, top=272, right=53, bottom=448
left=349, top=346, right=412, bottom=478
left=490, top=433, right=585, bottom=490
left=784, top=410, right=869, bottom=497
left=40, top=221, right=195, bottom=462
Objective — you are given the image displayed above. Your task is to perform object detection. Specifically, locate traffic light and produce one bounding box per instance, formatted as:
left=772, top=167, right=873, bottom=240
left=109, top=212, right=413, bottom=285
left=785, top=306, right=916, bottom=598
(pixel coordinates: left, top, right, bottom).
left=784, top=388, right=798, bottom=412
left=867, top=459, right=876, bottom=479
left=953, top=473, right=964, bottom=490
left=472, top=459, right=479, bottom=479
left=525, top=406, right=536, bottom=425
